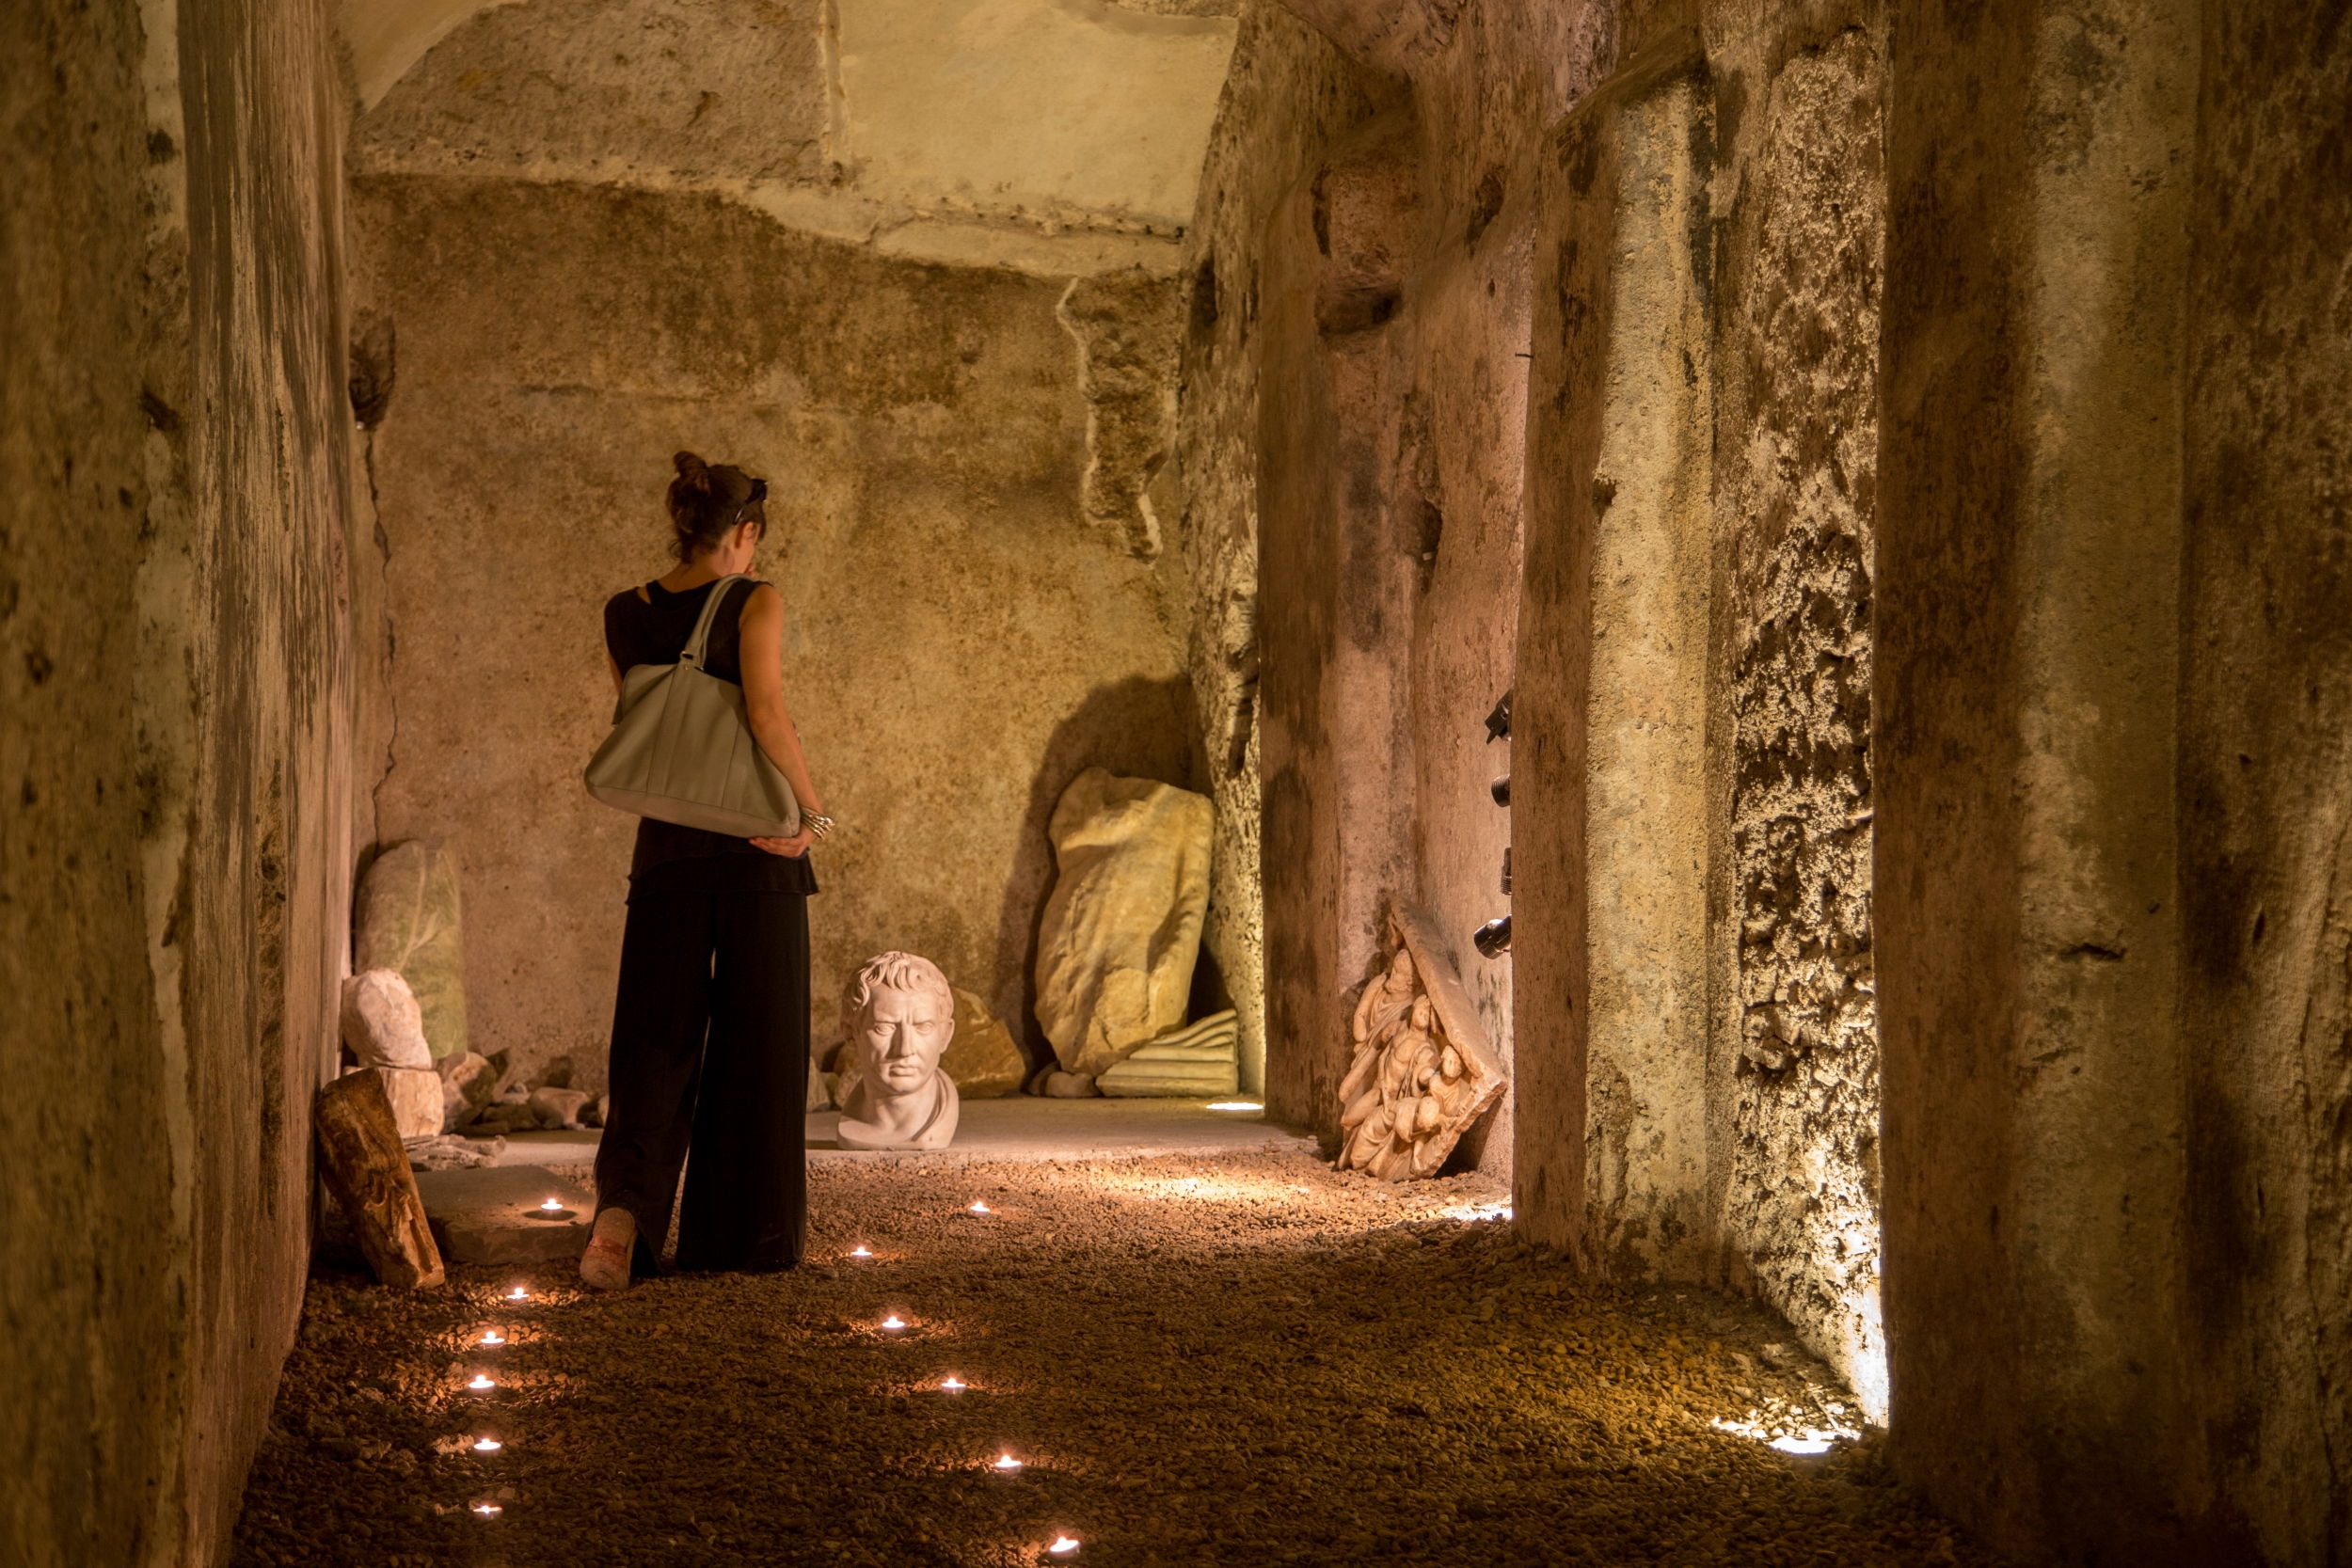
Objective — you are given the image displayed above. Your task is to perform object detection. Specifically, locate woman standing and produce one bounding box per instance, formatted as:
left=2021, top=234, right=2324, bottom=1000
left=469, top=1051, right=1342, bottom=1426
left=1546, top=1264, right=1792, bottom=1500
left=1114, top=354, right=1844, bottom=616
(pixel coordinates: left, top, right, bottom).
left=580, top=451, right=832, bottom=1291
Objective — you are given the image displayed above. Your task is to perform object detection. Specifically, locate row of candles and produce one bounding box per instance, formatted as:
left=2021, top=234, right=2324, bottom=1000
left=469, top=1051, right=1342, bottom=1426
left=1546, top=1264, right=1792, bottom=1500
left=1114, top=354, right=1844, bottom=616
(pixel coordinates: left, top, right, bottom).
left=461, top=1195, right=1083, bottom=1559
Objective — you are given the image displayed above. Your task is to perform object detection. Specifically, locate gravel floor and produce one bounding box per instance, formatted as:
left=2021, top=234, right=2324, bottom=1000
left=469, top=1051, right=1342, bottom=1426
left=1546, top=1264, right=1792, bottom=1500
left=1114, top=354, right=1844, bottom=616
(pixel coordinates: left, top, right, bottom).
left=231, top=1148, right=2002, bottom=1567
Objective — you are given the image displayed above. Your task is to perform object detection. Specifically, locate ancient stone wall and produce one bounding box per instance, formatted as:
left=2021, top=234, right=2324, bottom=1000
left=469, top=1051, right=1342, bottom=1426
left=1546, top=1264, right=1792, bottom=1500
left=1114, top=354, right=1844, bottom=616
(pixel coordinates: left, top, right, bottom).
left=2177, top=2, right=2352, bottom=1559
left=1709, top=12, right=1887, bottom=1417
left=348, top=174, right=1192, bottom=1084
left=2, top=0, right=356, bottom=1560
left=1175, top=2, right=1384, bottom=1100
left=343, top=0, right=1229, bottom=1086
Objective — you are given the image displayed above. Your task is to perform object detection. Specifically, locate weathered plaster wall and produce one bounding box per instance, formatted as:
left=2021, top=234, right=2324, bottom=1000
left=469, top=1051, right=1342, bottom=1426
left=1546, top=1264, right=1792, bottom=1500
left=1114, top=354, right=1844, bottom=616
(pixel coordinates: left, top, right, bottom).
left=353, top=175, right=1189, bottom=1086
left=3, top=0, right=355, bottom=1560
left=1708, top=10, right=1886, bottom=1416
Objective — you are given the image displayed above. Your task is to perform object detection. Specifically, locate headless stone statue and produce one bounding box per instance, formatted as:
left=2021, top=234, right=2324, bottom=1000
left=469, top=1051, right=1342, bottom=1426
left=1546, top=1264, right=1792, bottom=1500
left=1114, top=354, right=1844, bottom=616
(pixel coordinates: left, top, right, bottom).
left=835, top=952, right=961, bottom=1151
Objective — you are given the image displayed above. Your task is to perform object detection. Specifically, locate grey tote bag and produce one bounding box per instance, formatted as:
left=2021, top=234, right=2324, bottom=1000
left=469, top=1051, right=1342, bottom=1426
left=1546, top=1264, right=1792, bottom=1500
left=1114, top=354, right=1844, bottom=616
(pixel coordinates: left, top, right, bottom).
left=583, top=574, right=802, bottom=838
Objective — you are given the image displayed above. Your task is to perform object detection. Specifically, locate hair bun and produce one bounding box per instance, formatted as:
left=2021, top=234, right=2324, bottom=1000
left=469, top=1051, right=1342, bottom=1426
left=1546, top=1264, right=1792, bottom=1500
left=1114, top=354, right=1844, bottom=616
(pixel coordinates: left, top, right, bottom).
left=672, top=451, right=710, bottom=488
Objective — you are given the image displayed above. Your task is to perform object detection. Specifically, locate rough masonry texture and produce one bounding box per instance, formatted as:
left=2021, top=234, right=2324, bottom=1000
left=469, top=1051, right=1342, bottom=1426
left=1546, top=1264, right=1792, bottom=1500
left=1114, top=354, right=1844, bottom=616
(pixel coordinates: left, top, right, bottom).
left=1716, top=22, right=1886, bottom=1416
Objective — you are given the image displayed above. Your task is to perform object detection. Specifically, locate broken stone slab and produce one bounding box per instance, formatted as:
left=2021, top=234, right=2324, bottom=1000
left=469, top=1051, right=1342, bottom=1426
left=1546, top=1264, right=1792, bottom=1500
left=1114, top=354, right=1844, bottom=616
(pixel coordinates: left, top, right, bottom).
left=941, top=989, right=1026, bottom=1099
left=410, top=1164, right=595, bottom=1265
left=1033, top=768, right=1213, bottom=1079
left=528, top=1086, right=594, bottom=1130
left=437, top=1050, right=500, bottom=1132
left=355, top=839, right=469, bottom=1060
left=315, top=1071, right=445, bottom=1289
left=1098, top=1009, right=1241, bottom=1097
left=404, top=1133, right=505, bottom=1172
left=339, top=971, right=442, bottom=1139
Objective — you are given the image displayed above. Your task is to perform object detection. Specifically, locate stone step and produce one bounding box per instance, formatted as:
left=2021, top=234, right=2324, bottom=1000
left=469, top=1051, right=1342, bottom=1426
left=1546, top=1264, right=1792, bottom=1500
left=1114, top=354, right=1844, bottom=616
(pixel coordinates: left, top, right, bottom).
left=408, top=1164, right=594, bottom=1265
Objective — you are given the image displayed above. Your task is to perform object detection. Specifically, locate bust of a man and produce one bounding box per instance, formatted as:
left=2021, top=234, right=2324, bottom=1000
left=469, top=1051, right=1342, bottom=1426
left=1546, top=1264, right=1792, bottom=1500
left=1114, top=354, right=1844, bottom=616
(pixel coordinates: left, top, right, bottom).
left=835, top=952, right=961, bottom=1151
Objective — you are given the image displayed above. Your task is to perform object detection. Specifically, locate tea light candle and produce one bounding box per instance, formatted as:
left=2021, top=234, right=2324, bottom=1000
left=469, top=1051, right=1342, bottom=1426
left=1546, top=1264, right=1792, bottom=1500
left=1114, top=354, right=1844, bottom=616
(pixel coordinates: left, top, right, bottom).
left=938, top=1376, right=967, bottom=1393
left=506, top=1287, right=529, bottom=1301
left=1046, top=1535, right=1082, bottom=1559
left=528, top=1198, right=576, bottom=1222
left=849, top=1244, right=873, bottom=1259
left=471, top=1502, right=503, bottom=1518
left=880, top=1315, right=908, bottom=1333
left=479, top=1331, right=506, bottom=1347
left=968, top=1201, right=992, bottom=1214
left=471, top=1437, right=502, bottom=1454
left=467, top=1374, right=495, bottom=1392
left=992, top=1453, right=1024, bottom=1474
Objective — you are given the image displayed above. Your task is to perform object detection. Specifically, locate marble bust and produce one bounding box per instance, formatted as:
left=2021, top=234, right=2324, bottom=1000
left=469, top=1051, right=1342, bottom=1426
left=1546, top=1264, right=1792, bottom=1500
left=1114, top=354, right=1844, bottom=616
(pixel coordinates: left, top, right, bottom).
left=835, top=952, right=961, bottom=1151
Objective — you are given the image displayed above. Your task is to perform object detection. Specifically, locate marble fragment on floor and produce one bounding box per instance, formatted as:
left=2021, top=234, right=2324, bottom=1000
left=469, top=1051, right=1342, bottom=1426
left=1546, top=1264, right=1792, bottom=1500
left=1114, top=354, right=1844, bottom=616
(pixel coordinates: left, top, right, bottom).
left=1098, top=1008, right=1241, bottom=1097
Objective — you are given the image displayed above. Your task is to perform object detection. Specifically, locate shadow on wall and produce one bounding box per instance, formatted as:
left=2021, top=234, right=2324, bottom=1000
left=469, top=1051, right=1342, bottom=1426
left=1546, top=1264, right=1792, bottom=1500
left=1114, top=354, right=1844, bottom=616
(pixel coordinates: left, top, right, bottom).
left=990, top=675, right=1196, bottom=1068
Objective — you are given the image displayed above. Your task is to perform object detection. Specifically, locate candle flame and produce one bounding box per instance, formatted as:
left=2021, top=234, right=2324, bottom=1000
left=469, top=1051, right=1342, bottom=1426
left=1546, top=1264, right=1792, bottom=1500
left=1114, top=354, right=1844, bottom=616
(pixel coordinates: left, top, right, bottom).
left=506, top=1287, right=528, bottom=1301
left=471, top=1437, right=502, bottom=1453
left=539, top=1198, right=562, bottom=1212
left=471, top=1502, right=502, bottom=1518
left=969, top=1201, right=991, bottom=1213
left=881, top=1315, right=907, bottom=1331
left=850, top=1244, right=872, bottom=1258
left=993, top=1454, right=1023, bottom=1471
left=480, top=1332, right=505, bottom=1346
left=1047, top=1537, right=1080, bottom=1556
left=467, top=1375, right=495, bottom=1391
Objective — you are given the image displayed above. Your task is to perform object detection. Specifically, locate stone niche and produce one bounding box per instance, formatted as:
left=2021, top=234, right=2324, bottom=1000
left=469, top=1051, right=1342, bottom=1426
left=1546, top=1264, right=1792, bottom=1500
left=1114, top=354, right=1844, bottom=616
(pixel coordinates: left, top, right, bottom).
left=1337, top=903, right=1506, bottom=1180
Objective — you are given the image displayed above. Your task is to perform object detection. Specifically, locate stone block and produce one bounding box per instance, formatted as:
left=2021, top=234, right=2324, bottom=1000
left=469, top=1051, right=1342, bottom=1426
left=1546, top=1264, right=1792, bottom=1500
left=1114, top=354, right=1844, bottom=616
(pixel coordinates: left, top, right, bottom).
left=942, top=989, right=1027, bottom=1099
left=410, top=1164, right=596, bottom=1265
left=355, top=840, right=469, bottom=1060
left=340, top=970, right=441, bottom=1139
left=1034, top=768, right=1213, bottom=1078
left=315, top=1072, right=445, bottom=1290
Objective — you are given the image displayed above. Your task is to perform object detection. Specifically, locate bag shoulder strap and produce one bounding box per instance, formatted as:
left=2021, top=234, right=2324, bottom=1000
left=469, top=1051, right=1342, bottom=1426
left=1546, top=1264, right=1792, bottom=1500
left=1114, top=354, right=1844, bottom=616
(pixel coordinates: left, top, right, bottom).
left=678, top=574, right=753, bottom=668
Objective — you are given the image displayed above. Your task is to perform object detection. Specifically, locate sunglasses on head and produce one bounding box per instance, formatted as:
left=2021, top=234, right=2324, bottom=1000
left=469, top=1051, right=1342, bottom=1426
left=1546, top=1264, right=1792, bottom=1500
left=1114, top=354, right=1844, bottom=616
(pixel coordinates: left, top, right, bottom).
left=735, top=476, right=769, bottom=523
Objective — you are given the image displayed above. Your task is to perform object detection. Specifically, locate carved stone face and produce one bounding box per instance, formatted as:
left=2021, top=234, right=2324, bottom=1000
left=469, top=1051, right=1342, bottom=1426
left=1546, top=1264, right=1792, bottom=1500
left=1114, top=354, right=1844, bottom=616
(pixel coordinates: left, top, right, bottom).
left=857, top=983, right=954, bottom=1097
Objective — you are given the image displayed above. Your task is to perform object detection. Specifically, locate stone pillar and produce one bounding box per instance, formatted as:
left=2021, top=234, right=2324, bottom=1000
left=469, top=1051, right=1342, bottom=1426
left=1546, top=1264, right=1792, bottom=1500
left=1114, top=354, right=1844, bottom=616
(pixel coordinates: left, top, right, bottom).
left=2176, top=5, right=2352, bottom=1560
left=1258, top=115, right=1421, bottom=1143
left=1876, top=0, right=2212, bottom=1557
left=1515, top=35, right=1713, bottom=1270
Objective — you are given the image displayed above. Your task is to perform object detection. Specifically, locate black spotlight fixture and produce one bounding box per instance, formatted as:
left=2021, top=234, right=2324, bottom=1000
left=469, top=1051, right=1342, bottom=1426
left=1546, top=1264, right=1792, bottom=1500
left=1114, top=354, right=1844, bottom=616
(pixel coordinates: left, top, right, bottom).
left=1476, top=688, right=1512, bottom=960
left=1484, top=689, right=1513, bottom=744
left=1474, top=915, right=1513, bottom=959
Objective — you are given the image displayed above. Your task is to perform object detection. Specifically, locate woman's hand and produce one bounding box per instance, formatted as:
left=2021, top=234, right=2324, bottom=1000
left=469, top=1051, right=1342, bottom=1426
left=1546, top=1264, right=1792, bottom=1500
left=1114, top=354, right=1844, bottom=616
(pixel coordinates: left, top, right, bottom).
left=750, top=831, right=815, bottom=858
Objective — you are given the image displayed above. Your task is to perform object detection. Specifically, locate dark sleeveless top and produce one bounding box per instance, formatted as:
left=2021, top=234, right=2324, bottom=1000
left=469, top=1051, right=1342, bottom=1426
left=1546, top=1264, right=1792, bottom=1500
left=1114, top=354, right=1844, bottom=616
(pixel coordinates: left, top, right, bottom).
left=601, top=577, right=818, bottom=899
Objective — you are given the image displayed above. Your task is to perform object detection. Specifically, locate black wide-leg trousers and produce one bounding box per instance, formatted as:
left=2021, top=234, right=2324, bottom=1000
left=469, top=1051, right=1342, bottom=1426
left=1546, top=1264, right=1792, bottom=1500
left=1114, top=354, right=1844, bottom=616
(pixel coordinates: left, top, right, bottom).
left=595, top=883, right=809, bottom=1275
